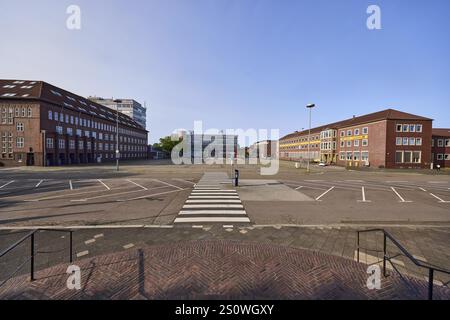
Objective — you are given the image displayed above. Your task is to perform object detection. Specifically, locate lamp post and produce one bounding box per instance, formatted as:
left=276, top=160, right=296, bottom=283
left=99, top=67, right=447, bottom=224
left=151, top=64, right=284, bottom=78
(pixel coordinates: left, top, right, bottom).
left=113, top=99, right=122, bottom=172
left=306, top=103, right=316, bottom=173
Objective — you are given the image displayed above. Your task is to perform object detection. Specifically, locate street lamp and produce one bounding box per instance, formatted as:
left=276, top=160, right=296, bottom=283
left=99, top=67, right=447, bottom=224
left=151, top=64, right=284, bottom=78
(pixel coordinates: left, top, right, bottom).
left=306, top=103, right=316, bottom=173
left=113, top=99, right=122, bottom=172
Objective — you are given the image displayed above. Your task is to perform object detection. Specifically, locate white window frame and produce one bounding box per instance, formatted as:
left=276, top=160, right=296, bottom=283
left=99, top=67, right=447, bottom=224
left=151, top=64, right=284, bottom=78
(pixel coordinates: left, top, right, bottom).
left=437, top=154, right=444, bottom=160
left=438, top=139, right=444, bottom=147
left=396, top=137, right=402, bottom=146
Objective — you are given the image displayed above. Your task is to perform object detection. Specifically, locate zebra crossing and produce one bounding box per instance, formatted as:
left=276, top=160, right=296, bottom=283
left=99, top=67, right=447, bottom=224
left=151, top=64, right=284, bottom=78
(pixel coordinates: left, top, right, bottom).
left=174, top=172, right=251, bottom=225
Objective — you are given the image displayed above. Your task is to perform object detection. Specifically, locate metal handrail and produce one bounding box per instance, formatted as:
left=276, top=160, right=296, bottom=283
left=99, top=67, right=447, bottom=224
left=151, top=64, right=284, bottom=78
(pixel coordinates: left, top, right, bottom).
left=357, top=228, right=450, bottom=300
left=0, top=229, right=73, bottom=285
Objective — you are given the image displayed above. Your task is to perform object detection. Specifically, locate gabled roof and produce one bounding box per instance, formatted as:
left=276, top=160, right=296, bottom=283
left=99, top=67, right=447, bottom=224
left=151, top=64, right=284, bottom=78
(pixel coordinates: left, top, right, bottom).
left=281, top=109, right=432, bottom=140
left=0, top=79, right=146, bottom=131
left=432, top=128, right=450, bottom=137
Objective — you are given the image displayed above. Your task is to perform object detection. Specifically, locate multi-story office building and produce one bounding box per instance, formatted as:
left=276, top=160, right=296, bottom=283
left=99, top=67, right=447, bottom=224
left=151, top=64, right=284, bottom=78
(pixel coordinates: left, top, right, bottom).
left=88, top=97, right=147, bottom=129
left=279, top=109, right=434, bottom=169
left=248, top=140, right=277, bottom=159
left=0, top=80, right=148, bottom=167
left=431, top=128, right=450, bottom=168
left=181, top=132, right=239, bottom=164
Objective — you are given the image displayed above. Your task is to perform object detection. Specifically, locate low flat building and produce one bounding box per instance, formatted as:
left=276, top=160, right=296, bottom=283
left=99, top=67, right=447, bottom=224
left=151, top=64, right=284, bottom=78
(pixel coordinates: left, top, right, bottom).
left=431, top=128, right=450, bottom=168
left=0, top=80, right=148, bottom=167
left=88, top=96, right=147, bottom=130
left=279, top=109, right=433, bottom=169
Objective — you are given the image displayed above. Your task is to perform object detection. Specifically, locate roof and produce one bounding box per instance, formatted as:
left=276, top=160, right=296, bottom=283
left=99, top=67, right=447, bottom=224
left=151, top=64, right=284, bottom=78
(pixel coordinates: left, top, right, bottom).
left=432, top=128, right=450, bottom=137
left=280, top=109, right=432, bottom=140
left=0, top=79, right=146, bottom=131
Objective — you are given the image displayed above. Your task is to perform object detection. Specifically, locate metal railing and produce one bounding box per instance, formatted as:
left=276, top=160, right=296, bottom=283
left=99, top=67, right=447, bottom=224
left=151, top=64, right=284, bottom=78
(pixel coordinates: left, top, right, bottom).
left=357, top=228, right=450, bottom=300
left=0, top=229, right=73, bottom=286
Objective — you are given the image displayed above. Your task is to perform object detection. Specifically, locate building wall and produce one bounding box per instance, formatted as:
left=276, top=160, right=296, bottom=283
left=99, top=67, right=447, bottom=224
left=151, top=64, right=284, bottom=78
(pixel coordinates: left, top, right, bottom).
left=432, top=135, right=450, bottom=168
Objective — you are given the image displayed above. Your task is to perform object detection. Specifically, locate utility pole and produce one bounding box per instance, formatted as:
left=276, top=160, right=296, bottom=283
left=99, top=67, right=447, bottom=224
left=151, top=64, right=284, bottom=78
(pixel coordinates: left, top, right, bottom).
left=306, top=104, right=316, bottom=173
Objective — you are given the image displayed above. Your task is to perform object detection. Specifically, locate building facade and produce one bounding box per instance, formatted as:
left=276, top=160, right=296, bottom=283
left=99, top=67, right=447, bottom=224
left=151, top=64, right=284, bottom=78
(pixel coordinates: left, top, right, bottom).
left=181, top=132, right=239, bottom=164
left=279, top=109, right=433, bottom=169
left=88, top=97, right=147, bottom=129
left=248, top=140, right=277, bottom=159
left=431, top=128, right=450, bottom=168
left=0, top=80, right=148, bottom=167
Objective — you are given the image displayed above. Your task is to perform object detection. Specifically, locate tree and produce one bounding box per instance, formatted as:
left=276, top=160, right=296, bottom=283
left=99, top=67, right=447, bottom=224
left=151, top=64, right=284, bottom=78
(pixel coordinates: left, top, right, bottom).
left=153, top=136, right=181, bottom=153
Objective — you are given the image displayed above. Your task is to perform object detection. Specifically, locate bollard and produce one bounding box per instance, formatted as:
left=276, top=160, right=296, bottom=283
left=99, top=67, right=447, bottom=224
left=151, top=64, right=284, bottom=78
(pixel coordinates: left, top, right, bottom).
left=234, top=170, right=239, bottom=187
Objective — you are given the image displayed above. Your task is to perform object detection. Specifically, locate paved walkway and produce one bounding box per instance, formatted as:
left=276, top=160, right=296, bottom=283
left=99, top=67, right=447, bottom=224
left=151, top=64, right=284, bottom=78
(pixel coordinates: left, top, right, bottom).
left=0, top=240, right=448, bottom=300
left=174, top=172, right=251, bottom=225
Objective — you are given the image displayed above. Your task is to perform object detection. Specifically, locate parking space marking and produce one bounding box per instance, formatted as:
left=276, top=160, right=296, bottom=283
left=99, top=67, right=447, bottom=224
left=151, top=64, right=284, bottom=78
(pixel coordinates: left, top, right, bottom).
left=419, top=187, right=427, bottom=192
left=315, top=186, right=335, bottom=201
left=295, top=186, right=303, bottom=190
left=153, top=179, right=184, bottom=190
left=123, top=243, right=135, bottom=249
left=172, top=178, right=197, bottom=185
left=391, top=187, right=412, bottom=203
left=84, top=239, right=96, bottom=245
left=117, top=188, right=188, bottom=202
left=127, top=179, right=148, bottom=191
left=358, top=187, right=371, bottom=203
left=98, top=179, right=111, bottom=190
left=76, top=251, right=89, bottom=258
left=429, top=193, right=450, bottom=203
left=71, top=185, right=171, bottom=202
left=0, top=181, right=15, bottom=189
left=35, top=180, right=44, bottom=188
left=69, top=180, right=73, bottom=190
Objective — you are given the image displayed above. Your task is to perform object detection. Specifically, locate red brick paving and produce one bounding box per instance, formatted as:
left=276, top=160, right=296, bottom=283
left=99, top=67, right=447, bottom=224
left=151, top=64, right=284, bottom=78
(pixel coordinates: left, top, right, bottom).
left=0, top=240, right=448, bottom=300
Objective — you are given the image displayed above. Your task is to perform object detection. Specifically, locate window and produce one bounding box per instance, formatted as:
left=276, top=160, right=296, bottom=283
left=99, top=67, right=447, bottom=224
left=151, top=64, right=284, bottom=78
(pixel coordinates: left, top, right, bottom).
left=353, top=152, right=360, bottom=161
left=46, top=138, right=54, bottom=148
left=396, top=137, right=402, bottom=146
left=438, top=139, right=444, bottom=147
left=437, top=154, right=443, bottom=160
left=67, top=128, right=73, bottom=136
left=69, top=140, right=75, bottom=150
left=56, top=126, right=63, bottom=134
left=396, top=124, right=403, bottom=132
left=416, top=138, right=422, bottom=146
left=346, top=152, right=352, bottom=161
left=70, top=116, right=74, bottom=124
left=27, top=107, right=32, bottom=117
left=444, top=154, right=450, bottom=161
left=412, top=151, right=421, bottom=163
left=340, top=131, right=345, bottom=137
left=409, top=137, right=416, bottom=146
left=354, top=129, right=360, bottom=136
left=362, top=139, right=368, bottom=147
left=76, top=129, right=82, bottom=136
left=446, top=139, right=450, bottom=147
left=60, top=113, right=64, bottom=122
left=395, top=151, right=403, bottom=163
left=409, top=124, right=416, bottom=132
left=346, top=140, right=352, bottom=147
left=354, top=140, right=360, bottom=147
left=16, top=137, right=24, bottom=148
left=340, top=152, right=345, bottom=160
left=59, top=139, right=65, bottom=149
left=361, top=152, right=369, bottom=162
left=347, top=130, right=352, bottom=136
left=79, top=141, right=84, bottom=149
left=48, top=110, right=53, bottom=120
left=16, top=123, right=24, bottom=132
left=404, top=151, right=412, bottom=163
left=402, top=124, right=409, bottom=132
left=403, top=137, right=409, bottom=146
left=432, top=139, right=434, bottom=147
left=416, top=124, right=422, bottom=133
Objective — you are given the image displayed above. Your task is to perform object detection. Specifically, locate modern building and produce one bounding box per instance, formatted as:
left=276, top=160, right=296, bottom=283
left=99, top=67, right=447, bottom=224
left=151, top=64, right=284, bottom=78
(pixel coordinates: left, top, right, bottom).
left=431, top=128, right=450, bottom=168
left=181, top=132, right=239, bottom=164
left=88, top=97, right=147, bottom=129
left=0, top=80, right=148, bottom=167
left=279, top=109, right=434, bottom=169
left=248, top=140, right=277, bottom=159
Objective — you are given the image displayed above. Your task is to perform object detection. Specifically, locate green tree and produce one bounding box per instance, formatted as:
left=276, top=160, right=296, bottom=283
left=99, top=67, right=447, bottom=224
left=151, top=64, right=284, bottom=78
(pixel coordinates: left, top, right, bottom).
left=153, top=136, right=181, bottom=153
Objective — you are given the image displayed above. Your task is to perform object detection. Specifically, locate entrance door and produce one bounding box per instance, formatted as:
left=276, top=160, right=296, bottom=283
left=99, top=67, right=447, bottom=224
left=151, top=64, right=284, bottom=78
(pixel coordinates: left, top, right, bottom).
left=26, top=153, right=35, bottom=166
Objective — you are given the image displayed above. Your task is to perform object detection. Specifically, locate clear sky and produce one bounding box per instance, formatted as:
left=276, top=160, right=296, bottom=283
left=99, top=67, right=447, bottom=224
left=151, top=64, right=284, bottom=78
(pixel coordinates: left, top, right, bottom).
left=1, top=0, right=449, bottom=143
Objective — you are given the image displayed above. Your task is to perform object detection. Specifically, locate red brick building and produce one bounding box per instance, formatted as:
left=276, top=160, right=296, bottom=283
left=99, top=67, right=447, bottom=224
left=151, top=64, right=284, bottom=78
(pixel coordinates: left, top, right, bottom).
left=431, top=128, right=450, bottom=168
left=279, top=109, right=434, bottom=169
left=0, top=80, right=148, bottom=167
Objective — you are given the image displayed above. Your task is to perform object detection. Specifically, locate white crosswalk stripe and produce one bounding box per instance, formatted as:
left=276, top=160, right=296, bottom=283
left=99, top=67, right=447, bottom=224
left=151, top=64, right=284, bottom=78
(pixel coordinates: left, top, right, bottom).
left=174, top=172, right=251, bottom=225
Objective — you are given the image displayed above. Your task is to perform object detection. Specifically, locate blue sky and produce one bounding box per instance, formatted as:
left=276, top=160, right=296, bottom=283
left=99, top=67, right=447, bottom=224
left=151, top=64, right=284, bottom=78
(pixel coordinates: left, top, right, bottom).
left=1, top=0, right=449, bottom=143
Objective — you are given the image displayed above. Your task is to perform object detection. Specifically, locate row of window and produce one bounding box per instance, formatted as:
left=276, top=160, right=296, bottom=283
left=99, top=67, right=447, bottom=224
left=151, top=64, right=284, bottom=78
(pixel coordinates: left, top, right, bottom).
left=433, top=153, right=450, bottom=161
left=0, top=106, right=33, bottom=124
left=54, top=125, right=146, bottom=145
left=339, top=151, right=370, bottom=162
left=432, top=139, right=450, bottom=147
left=340, top=139, right=369, bottom=148
left=396, top=124, right=423, bottom=133
left=48, top=110, right=146, bottom=140
left=46, top=138, right=146, bottom=152
left=396, top=137, right=422, bottom=146
left=395, top=151, right=422, bottom=164
left=340, top=127, right=369, bottom=137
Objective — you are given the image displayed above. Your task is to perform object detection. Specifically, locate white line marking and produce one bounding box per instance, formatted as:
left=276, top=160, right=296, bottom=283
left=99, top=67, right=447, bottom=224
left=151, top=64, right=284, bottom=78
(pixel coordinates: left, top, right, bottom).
left=190, top=192, right=238, bottom=196
left=192, top=189, right=236, bottom=193
left=189, top=196, right=240, bottom=199
left=179, top=210, right=247, bottom=215
left=127, top=179, right=148, bottom=191
left=192, top=225, right=204, bottom=229
left=295, top=186, right=304, bottom=190
left=173, top=178, right=196, bottom=185
left=315, top=186, right=335, bottom=201
left=76, top=251, right=89, bottom=258
left=69, top=180, right=73, bottom=190
left=429, top=193, right=450, bottom=203
left=35, top=180, right=44, bottom=188
left=123, top=243, right=135, bottom=249
left=98, top=179, right=110, bottom=190
left=183, top=204, right=243, bottom=209
left=71, top=185, right=170, bottom=202
left=305, top=180, right=324, bottom=182
left=84, top=239, right=95, bottom=245
left=118, top=188, right=187, bottom=201
left=174, top=217, right=251, bottom=223
left=94, top=234, right=104, bottom=239
left=186, top=200, right=241, bottom=203
left=0, top=181, right=14, bottom=189
left=419, top=187, right=427, bottom=192
left=153, top=179, right=183, bottom=190
left=223, top=225, right=234, bottom=228
left=391, top=187, right=411, bottom=203
left=358, top=187, right=371, bottom=203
